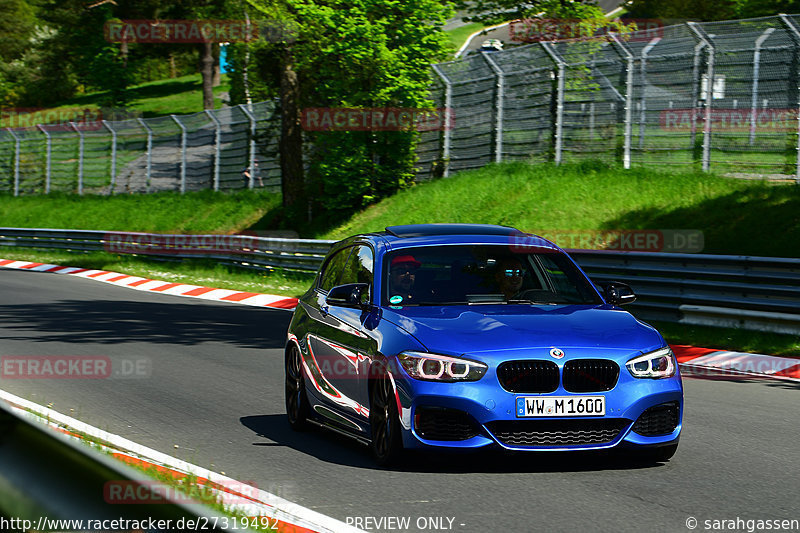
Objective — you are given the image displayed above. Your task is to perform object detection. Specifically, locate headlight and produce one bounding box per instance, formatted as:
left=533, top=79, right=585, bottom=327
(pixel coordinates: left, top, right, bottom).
left=398, top=352, right=487, bottom=382
left=626, top=347, right=676, bottom=379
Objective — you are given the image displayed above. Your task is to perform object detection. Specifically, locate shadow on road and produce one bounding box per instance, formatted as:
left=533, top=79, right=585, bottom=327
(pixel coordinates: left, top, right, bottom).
left=0, top=295, right=290, bottom=349
left=240, top=414, right=664, bottom=473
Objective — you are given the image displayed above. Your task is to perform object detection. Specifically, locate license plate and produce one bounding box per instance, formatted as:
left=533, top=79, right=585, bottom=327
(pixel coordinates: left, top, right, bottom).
left=516, top=396, right=605, bottom=417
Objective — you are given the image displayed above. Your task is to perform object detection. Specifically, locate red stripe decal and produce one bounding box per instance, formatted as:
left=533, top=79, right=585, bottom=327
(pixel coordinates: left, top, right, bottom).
left=183, top=287, right=216, bottom=296
left=127, top=279, right=154, bottom=287
left=0, top=259, right=15, bottom=266
left=88, top=270, right=111, bottom=278
left=46, top=266, right=70, bottom=272
left=221, top=292, right=261, bottom=302
left=106, top=274, right=130, bottom=282
left=20, top=262, right=43, bottom=269
left=150, top=283, right=182, bottom=292
left=670, top=344, right=719, bottom=363
left=67, top=268, right=89, bottom=275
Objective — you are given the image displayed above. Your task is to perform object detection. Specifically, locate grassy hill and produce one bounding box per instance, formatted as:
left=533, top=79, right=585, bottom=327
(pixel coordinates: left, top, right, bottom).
left=1, top=161, right=798, bottom=257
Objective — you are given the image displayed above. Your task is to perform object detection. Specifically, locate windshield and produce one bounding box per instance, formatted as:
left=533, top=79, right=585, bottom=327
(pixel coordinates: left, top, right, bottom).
left=383, top=245, right=601, bottom=307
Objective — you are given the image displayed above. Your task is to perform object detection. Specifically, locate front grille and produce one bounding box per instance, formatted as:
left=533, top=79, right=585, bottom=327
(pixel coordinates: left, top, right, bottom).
left=632, top=402, right=680, bottom=436
left=497, top=360, right=559, bottom=393
left=414, top=407, right=480, bottom=441
left=563, top=359, right=620, bottom=392
left=486, top=419, right=631, bottom=447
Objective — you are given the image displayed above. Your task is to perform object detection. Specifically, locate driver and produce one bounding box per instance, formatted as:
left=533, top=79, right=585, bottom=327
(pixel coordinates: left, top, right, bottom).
left=495, top=258, right=526, bottom=299
left=389, top=255, right=421, bottom=303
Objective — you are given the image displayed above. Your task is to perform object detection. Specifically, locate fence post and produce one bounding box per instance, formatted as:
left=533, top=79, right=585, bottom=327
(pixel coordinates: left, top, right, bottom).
left=171, top=115, right=187, bottom=194
left=609, top=34, right=634, bottom=169
left=541, top=42, right=566, bottom=165
left=750, top=28, right=776, bottom=146
left=639, top=37, right=661, bottom=151
left=431, top=64, right=452, bottom=177
left=688, top=22, right=714, bottom=172
left=481, top=52, right=504, bottom=164
left=779, top=14, right=800, bottom=182
left=690, top=41, right=706, bottom=151
left=137, top=118, right=153, bottom=192
left=102, top=120, right=117, bottom=194
left=6, top=128, right=20, bottom=196
left=70, top=122, right=84, bottom=195
left=238, top=104, right=257, bottom=189
left=205, top=110, right=222, bottom=192
left=37, top=125, right=51, bottom=194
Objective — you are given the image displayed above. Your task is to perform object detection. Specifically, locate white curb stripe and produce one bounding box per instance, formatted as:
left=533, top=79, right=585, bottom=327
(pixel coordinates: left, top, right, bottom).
left=0, top=389, right=364, bottom=533
left=1, top=259, right=298, bottom=311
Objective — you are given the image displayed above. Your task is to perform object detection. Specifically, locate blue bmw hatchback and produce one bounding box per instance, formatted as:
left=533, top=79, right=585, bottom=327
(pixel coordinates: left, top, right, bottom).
left=285, top=224, right=683, bottom=465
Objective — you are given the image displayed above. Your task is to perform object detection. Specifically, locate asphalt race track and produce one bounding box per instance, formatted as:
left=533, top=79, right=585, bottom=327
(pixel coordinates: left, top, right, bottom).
left=1, top=268, right=798, bottom=533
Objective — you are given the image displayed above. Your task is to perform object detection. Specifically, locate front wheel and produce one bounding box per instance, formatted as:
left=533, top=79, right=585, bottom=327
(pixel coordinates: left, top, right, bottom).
left=285, top=345, right=310, bottom=431
left=639, top=442, right=678, bottom=463
left=369, top=371, right=404, bottom=466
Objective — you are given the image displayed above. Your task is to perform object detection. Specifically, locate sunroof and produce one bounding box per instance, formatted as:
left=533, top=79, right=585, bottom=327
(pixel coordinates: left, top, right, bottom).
left=385, top=224, right=524, bottom=238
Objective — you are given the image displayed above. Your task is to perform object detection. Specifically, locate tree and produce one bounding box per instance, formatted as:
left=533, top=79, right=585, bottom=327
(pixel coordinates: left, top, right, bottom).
left=237, top=0, right=452, bottom=221
left=736, top=0, right=800, bottom=18
left=624, top=0, right=737, bottom=22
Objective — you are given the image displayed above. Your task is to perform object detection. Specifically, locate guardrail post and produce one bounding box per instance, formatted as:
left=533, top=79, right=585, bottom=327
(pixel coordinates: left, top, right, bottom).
left=102, top=120, right=117, bottom=194
left=137, top=118, right=153, bottom=192
left=70, top=121, right=84, bottom=195
left=688, top=22, right=714, bottom=172
left=171, top=114, right=187, bottom=194
left=481, top=52, right=505, bottom=164
left=540, top=42, right=566, bottom=165
left=750, top=28, right=775, bottom=146
left=431, top=64, right=452, bottom=177
left=238, top=104, right=257, bottom=189
left=205, top=110, right=222, bottom=191
left=779, top=14, right=800, bottom=183
left=609, top=34, right=634, bottom=169
left=36, top=125, right=52, bottom=194
left=6, top=128, right=21, bottom=196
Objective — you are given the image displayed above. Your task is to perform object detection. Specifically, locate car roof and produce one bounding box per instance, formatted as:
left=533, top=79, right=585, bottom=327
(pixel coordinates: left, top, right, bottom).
left=348, top=224, right=560, bottom=253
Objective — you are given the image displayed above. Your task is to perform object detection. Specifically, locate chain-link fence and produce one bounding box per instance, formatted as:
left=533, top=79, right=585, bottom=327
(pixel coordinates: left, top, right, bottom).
left=418, top=13, right=800, bottom=181
left=0, top=101, right=280, bottom=195
left=5, top=14, right=800, bottom=196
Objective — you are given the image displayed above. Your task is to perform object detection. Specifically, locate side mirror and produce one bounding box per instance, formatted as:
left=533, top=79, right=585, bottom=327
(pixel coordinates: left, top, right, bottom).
left=326, top=283, right=370, bottom=309
left=599, top=281, right=636, bottom=306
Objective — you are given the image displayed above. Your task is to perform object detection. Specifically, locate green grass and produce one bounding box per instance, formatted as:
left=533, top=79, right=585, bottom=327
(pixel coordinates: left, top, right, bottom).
left=446, top=22, right=486, bottom=51
left=0, top=247, right=314, bottom=298
left=0, top=73, right=232, bottom=127
left=319, top=161, right=800, bottom=258
left=0, top=189, right=280, bottom=234
left=653, top=320, right=800, bottom=358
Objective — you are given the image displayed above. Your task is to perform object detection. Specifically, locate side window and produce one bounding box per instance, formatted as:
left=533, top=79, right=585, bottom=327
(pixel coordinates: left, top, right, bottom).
left=339, top=246, right=374, bottom=300
left=318, top=247, right=353, bottom=292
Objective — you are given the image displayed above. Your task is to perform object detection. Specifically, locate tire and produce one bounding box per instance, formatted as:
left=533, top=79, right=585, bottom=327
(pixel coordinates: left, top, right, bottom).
left=285, top=344, right=310, bottom=431
left=640, top=442, right=679, bottom=463
left=369, top=371, right=404, bottom=466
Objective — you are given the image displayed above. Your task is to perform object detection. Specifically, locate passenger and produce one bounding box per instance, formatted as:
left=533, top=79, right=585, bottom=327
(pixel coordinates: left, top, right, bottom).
left=389, top=255, right=421, bottom=303
left=496, top=258, right=526, bottom=299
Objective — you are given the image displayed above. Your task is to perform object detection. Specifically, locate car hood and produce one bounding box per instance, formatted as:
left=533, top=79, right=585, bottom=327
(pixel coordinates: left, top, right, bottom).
left=380, top=304, right=664, bottom=359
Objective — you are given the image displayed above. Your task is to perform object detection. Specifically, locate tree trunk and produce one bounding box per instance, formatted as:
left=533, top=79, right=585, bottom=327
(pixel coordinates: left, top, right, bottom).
left=279, top=47, right=305, bottom=212
left=200, top=42, right=215, bottom=110
left=212, top=44, right=221, bottom=87
left=169, top=53, right=177, bottom=79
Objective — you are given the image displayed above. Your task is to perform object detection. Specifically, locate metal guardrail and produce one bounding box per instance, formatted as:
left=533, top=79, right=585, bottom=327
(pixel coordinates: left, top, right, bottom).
left=2, top=227, right=799, bottom=332
left=0, top=401, right=242, bottom=530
